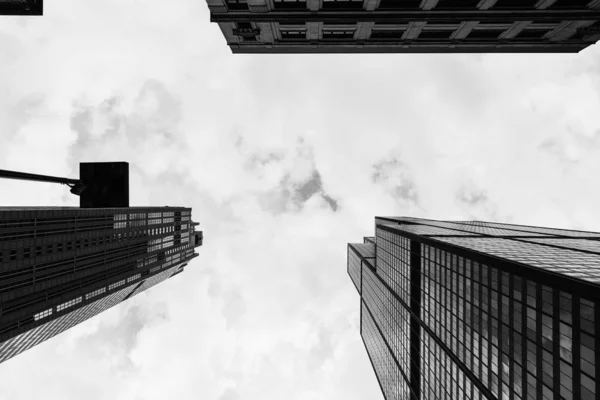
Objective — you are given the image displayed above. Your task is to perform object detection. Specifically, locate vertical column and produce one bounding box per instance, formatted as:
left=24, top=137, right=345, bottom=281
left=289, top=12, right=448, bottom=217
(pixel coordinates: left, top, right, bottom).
left=552, top=289, right=560, bottom=399
left=535, top=0, right=558, bottom=8
left=404, top=22, right=426, bottom=40
left=356, top=22, right=374, bottom=40
left=451, top=21, right=479, bottom=40
left=307, top=22, right=320, bottom=40
left=498, top=21, right=532, bottom=39
left=307, top=0, right=321, bottom=11
left=256, top=22, right=275, bottom=43
left=410, top=240, right=422, bottom=400
left=420, top=0, right=439, bottom=10
left=364, top=0, right=380, bottom=11
left=477, top=0, right=498, bottom=9
left=573, top=296, right=582, bottom=400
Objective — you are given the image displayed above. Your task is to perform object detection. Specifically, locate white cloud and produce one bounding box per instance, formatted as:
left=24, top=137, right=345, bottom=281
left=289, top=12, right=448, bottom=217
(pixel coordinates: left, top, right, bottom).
left=1, top=2, right=600, bottom=400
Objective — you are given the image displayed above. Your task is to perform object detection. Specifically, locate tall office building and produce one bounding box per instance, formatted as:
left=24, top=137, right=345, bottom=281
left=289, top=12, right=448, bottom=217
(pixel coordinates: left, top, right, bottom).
left=205, top=0, right=600, bottom=53
left=0, top=0, right=42, bottom=15
left=0, top=206, right=203, bottom=364
left=348, top=217, right=600, bottom=400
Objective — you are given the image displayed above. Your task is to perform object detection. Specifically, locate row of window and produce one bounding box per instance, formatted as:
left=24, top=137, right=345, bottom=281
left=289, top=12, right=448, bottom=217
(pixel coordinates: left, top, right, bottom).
left=56, top=297, right=82, bottom=312
left=279, top=28, right=566, bottom=41
left=33, top=308, right=52, bottom=321
left=1, top=232, right=150, bottom=263
left=0, top=283, right=139, bottom=364
left=85, top=287, right=106, bottom=300
left=108, top=280, right=125, bottom=290
left=227, top=0, right=591, bottom=11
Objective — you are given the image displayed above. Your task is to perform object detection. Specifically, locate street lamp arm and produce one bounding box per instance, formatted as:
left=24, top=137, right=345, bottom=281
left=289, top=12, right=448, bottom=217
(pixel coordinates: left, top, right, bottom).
left=0, top=169, right=86, bottom=195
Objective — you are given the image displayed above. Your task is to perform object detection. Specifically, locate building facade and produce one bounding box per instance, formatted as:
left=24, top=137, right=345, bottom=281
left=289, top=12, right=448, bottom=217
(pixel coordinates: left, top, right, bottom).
left=0, top=0, right=42, bottom=16
left=205, top=0, right=600, bottom=53
left=348, top=217, right=600, bottom=400
left=0, top=206, right=203, bottom=364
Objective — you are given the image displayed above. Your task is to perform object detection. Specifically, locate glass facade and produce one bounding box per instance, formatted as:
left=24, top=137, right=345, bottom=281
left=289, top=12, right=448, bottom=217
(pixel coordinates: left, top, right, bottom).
left=348, top=217, right=600, bottom=400
left=0, top=207, right=203, bottom=364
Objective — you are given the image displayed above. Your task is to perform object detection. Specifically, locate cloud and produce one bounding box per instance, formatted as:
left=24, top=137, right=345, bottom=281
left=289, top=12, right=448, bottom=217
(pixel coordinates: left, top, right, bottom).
left=218, top=388, right=241, bottom=400
left=456, top=186, right=488, bottom=207
left=372, top=156, right=419, bottom=204
left=249, top=140, right=340, bottom=214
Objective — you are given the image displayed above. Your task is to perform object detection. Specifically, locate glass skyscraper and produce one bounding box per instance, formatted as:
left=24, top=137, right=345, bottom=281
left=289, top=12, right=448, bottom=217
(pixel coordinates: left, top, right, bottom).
left=0, top=206, right=203, bottom=364
left=348, top=217, right=600, bottom=400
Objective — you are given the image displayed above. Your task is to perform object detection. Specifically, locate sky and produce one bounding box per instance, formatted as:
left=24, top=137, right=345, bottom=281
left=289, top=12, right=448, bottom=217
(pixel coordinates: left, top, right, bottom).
left=1, top=1, right=600, bottom=399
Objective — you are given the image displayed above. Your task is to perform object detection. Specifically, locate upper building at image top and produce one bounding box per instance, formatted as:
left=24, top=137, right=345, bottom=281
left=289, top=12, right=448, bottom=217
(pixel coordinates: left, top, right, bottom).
left=205, top=0, right=600, bottom=53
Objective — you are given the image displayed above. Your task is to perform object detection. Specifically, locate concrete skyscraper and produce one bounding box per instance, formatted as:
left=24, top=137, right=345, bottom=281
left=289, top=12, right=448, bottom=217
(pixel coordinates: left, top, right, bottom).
left=205, top=0, right=600, bottom=53
left=0, top=163, right=203, bottom=364
left=348, top=217, right=600, bottom=400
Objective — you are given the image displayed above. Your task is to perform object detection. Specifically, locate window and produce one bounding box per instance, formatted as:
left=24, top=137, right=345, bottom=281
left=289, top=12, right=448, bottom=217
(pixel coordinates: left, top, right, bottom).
left=10, top=249, right=17, bottom=261
left=85, top=287, right=106, bottom=300
left=273, top=0, right=306, bottom=9
left=493, top=0, right=538, bottom=8
left=57, top=243, right=63, bottom=252
left=108, top=280, right=125, bottom=290
left=468, top=29, right=505, bottom=40
left=23, top=248, right=30, bottom=259
left=419, top=30, right=453, bottom=40
left=34, top=308, right=53, bottom=321
left=322, top=0, right=363, bottom=10
left=516, top=29, right=550, bottom=39
left=371, top=30, right=406, bottom=39
left=549, top=0, right=591, bottom=8
left=227, top=0, right=249, bottom=10
left=67, top=241, right=73, bottom=251
left=322, top=30, right=355, bottom=40
left=378, top=0, right=421, bottom=9
left=281, top=30, right=307, bottom=40
left=56, top=297, right=82, bottom=312
left=46, top=244, right=53, bottom=254
left=435, top=0, right=480, bottom=9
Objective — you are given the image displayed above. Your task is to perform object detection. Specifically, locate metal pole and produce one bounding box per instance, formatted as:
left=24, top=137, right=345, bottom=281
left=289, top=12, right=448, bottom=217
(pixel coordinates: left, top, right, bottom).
left=0, top=169, right=80, bottom=185
left=0, top=169, right=86, bottom=195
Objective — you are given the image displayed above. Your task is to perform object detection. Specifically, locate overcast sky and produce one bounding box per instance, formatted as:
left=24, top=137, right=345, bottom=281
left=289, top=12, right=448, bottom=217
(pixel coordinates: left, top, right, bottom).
left=1, top=1, right=600, bottom=399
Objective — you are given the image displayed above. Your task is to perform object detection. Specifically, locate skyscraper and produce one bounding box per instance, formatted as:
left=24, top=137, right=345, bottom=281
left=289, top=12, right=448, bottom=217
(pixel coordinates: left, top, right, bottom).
left=348, top=217, right=600, bottom=400
left=0, top=206, right=203, bottom=364
left=205, top=0, right=600, bottom=54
